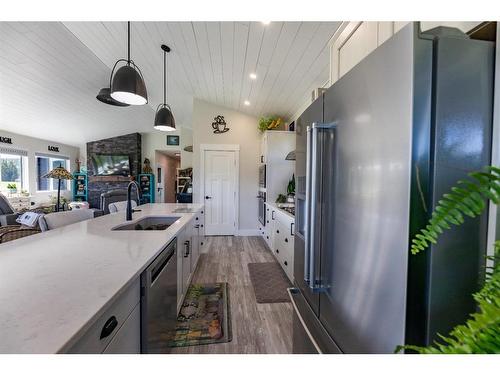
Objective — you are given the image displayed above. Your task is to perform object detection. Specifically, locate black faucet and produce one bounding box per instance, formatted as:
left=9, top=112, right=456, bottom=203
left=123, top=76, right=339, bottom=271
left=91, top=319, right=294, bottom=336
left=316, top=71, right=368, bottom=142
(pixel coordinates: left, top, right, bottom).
left=126, top=180, right=141, bottom=221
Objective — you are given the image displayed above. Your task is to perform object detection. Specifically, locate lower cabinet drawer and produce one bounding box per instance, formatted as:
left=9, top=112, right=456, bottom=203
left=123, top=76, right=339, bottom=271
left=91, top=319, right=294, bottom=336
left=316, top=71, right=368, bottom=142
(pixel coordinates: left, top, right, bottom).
left=102, top=303, right=141, bottom=354
left=65, top=279, right=140, bottom=353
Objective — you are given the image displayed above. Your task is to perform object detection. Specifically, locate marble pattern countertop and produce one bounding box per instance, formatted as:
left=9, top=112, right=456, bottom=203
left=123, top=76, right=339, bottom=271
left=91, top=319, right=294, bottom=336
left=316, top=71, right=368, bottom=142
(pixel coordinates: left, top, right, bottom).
left=0, top=203, right=203, bottom=353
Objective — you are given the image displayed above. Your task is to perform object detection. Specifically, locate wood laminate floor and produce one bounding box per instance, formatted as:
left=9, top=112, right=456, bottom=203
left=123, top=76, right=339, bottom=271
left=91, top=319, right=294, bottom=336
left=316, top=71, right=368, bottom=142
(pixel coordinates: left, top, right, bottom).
left=170, top=236, right=293, bottom=354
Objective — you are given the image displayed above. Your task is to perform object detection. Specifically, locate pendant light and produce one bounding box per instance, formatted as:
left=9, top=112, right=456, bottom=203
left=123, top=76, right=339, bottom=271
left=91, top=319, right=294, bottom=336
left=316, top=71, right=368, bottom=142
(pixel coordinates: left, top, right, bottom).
left=109, top=22, right=148, bottom=105
left=154, top=44, right=176, bottom=131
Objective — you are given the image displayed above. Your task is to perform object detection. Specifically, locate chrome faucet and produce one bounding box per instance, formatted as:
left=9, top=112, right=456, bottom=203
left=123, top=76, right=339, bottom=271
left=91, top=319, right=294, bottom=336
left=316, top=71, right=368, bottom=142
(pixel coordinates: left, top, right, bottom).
left=126, top=180, right=141, bottom=221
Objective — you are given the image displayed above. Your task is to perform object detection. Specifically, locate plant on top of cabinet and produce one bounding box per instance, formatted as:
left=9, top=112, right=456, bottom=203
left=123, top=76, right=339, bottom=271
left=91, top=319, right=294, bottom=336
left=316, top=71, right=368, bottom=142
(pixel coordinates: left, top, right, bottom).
left=276, top=194, right=287, bottom=204
left=258, top=116, right=284, bottom=132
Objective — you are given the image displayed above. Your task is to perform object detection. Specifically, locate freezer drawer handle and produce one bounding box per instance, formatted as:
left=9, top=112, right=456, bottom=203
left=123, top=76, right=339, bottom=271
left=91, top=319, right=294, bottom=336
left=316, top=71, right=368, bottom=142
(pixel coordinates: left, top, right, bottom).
left=287, top=288, right=322, bottom=354
left=100, top=316, right=118, bottom=340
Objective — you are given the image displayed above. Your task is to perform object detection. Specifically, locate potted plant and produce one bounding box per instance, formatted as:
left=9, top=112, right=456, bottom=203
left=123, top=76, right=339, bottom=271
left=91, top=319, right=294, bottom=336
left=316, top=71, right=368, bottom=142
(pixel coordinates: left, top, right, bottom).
left=7, top=183, right=17, bottom=194
left=397, top=166, right=500, bottom=353
left=286, top=174, right=295, bottom=203
left=258, top=116, right=284, bottom=133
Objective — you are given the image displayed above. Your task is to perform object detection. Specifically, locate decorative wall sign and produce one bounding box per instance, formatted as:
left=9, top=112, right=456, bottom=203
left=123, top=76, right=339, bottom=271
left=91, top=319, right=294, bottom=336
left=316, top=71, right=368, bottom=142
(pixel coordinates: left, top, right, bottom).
left=212, top=115, right=229, bottom=134
left=166, top=135, right=180, bottom=146
left=48, top=145, right=60, bottom=152
left=0, top=136, right=13, bottom=144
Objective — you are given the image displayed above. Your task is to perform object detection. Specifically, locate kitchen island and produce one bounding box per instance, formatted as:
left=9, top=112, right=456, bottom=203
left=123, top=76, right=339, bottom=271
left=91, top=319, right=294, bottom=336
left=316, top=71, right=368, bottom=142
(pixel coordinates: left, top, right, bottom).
left=0, top=203, right=203, bottom=353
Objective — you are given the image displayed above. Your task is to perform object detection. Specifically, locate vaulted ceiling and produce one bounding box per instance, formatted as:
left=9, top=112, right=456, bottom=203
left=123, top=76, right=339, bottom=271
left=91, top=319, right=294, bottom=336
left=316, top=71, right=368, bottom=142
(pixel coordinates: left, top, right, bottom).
left=0, top=21, right=341, bottom=148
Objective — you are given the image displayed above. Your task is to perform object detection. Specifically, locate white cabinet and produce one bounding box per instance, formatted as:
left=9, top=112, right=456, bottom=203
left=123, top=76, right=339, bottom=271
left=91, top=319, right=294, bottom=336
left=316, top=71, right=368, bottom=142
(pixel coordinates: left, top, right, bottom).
left=265, top=204, right=294, bottom=283
left=102, top=303, right=141, bottom=354
left=329, top=21, right=482, bottom=86
left=176, top=211, right=203, bottom=312
left=177, top=225, right=192, bottom=310
left=65, top=279, right=141, bottom=354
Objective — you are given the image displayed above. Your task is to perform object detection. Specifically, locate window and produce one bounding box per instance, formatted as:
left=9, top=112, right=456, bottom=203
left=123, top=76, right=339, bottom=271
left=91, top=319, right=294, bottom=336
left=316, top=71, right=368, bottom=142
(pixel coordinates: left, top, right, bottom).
left=36, top=155, right=70, bottom=192
left=0, top=152, right=26, bottom=194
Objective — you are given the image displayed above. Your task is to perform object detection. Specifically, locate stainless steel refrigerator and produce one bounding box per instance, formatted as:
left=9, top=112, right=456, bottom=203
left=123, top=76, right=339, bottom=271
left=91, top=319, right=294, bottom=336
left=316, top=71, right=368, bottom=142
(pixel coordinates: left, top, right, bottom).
left=290, top=23, right=494, bottom=354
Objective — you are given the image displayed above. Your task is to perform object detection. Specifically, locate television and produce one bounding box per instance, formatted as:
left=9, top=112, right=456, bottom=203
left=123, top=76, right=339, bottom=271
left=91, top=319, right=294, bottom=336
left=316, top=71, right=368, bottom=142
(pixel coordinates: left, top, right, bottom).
left=91, top=154, right=131, bottom=176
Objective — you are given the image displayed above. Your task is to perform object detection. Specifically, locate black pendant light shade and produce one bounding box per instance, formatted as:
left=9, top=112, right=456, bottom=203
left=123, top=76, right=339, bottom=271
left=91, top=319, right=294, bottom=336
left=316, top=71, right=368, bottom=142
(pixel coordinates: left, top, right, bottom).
left=111, top=64, right=148, bottom=105
left=154, top=104, right=176, bottom=131
left=154, top=44, right=176, bottom=131
left=96, top=87, right=130, bottom=107
left=108, top=22, right=148, bottom=106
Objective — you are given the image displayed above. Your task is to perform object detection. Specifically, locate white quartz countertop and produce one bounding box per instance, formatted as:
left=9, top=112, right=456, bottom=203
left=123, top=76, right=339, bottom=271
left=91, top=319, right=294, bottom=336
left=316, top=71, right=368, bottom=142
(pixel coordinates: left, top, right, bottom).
left=265, top=202, right=295, bottom=221
left=0, top=203, right=203, bottom=353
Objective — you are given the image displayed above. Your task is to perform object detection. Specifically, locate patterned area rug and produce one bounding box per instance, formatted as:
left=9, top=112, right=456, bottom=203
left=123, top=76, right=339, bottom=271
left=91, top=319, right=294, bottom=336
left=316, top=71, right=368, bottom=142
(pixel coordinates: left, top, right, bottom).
left=248, top=262, right=292, bottom=303
left=168, top=283, right=232, bottom=347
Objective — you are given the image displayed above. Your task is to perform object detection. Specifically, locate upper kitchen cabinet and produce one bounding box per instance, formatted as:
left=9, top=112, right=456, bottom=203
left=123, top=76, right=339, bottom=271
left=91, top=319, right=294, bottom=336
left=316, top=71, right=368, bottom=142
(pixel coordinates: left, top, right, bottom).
left=329, top=21, right=483, bottom=85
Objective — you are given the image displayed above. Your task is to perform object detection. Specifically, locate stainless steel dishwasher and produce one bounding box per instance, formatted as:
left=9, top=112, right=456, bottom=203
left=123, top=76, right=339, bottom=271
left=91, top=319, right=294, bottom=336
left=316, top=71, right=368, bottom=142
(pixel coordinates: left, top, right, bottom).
left=141, top=238, right=177, bottom=353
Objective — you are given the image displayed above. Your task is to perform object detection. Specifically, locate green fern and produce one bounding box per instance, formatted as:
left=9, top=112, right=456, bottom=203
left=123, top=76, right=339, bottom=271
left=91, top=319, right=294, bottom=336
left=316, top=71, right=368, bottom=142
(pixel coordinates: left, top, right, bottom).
left=398, top=165, right=500, bottom=354
left=411, top=166, right=500, bottom=255
left=398, top=243, right=500, bottom=353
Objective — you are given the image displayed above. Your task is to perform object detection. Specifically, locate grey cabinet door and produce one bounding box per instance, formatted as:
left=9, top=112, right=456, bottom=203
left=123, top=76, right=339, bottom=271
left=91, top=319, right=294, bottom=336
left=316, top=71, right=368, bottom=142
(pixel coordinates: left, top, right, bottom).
left=103, top=304, right=141, bottom=354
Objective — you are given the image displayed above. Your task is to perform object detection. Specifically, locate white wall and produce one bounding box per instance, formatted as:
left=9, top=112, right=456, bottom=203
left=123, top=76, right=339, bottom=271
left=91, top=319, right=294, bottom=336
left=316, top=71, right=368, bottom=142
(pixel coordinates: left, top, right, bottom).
left=0, top=129, right=79, bottom=205
left=192, top=98, right=260, bottom=233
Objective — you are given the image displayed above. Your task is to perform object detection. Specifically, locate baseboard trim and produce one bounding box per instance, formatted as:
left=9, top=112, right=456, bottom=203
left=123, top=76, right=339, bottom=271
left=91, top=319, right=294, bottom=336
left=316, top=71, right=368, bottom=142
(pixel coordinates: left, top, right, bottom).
left=236, top=229, right=261, bottom=236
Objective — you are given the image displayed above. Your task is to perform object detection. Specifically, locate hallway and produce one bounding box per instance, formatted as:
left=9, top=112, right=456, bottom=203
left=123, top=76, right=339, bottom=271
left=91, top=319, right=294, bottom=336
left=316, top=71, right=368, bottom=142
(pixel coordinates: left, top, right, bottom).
left=171, top=236, right=293, bottom=354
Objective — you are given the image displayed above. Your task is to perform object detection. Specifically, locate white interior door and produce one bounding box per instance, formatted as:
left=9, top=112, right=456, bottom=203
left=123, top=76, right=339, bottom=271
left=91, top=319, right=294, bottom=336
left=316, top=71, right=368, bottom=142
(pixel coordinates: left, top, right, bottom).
left=203, top=150, right=236, bottom=235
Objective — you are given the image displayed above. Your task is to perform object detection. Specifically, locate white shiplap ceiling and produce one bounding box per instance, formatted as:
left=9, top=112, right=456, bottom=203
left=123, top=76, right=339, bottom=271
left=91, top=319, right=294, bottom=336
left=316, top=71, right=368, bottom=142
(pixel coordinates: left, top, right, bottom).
left=0, top=21, right=341, bottom=148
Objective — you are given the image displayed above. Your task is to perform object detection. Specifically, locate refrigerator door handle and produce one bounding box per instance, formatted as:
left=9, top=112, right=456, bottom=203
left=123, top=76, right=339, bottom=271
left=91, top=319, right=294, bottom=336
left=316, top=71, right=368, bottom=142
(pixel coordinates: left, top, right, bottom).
left=308, top=122, right=337, bottom=292
left=304, top=126, right=312, bottom=284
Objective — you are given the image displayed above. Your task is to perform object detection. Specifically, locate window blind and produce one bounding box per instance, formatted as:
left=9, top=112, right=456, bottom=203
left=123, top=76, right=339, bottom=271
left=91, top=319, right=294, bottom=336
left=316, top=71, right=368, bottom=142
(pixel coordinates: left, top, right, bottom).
left=35, top=153, right=70, bottom=160
left=0, top=146, right=28, bottom=156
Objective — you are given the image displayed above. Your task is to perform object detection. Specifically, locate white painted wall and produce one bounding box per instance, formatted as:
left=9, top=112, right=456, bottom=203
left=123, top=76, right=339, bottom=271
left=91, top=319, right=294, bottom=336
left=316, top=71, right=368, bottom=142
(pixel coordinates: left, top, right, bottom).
left=192, top=98, right=260, bottom=233
left=0, top=129, right=79, bottom=205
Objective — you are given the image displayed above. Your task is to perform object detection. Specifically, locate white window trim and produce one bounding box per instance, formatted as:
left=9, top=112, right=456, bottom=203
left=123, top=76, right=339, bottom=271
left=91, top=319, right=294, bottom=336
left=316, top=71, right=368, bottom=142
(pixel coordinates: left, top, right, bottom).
left=35, top=155, right=72, bottom=193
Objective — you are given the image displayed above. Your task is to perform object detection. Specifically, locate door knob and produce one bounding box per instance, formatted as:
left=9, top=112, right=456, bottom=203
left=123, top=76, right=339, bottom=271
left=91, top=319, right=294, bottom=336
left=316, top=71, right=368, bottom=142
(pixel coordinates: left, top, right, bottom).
left=205, top=196, right=212, bottom=199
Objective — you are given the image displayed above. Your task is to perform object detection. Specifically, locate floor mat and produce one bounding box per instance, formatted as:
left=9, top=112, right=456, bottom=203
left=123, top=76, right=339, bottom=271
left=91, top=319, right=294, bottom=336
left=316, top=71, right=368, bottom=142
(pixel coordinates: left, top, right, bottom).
left=248, top=262, right=292, bottom=303
left=168, top=282, right=232, bottom=347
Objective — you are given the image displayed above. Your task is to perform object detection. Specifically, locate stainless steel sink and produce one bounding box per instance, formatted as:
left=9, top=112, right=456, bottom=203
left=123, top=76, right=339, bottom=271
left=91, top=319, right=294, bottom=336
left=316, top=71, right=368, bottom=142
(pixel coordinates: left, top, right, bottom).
left=112, top=216, right=181, bottom=231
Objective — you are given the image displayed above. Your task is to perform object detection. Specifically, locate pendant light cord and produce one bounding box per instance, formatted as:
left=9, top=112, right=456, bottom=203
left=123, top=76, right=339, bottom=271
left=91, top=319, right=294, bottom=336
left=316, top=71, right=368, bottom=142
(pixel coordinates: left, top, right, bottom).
left=163, top=49, right=166, bottom=104
left=127, top=21, right=131, bottom=65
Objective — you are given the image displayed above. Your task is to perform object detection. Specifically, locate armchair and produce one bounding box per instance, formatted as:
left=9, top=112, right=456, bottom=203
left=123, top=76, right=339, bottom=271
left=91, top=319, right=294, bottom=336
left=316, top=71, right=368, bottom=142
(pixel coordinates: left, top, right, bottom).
left=0, top=225, right=40, bottom=244
left=0, top=193, right=19, bottom=226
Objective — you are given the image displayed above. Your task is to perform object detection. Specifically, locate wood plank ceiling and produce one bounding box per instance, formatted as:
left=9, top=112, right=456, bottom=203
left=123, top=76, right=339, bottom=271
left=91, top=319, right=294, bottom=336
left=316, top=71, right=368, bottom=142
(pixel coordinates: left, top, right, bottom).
left=1, top=21, right=341, bottom=147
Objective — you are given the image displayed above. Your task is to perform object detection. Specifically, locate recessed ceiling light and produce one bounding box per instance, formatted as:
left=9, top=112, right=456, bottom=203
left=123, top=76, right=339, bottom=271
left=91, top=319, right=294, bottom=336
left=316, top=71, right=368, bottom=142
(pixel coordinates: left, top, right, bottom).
left=249, top=73, right=257, bottom=80
left=261, top=21, right=271, bottom=25
left=244, top=100, right=250, bottom=106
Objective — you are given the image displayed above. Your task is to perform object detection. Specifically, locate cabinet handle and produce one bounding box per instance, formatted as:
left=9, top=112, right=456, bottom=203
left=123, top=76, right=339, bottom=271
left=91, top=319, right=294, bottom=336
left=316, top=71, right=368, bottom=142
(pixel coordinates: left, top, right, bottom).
left=195, top=224, right=200, bottom=228
left=201, top=224, right=204, bottom=228
left=100, top=316, right=118, bottom=340
left=285, top=238, right=288, bottom=243
left=184, top=240, right=190, bottom=257
left=276, top=249, right=280, bottom=254
left=267, top=220, right=269, bottom=223
left=272, top=211, right=275, bottom=220
left=196, top=217, right=199, bottom=220
left=276, top=229, right=279, bottom=234
left=260, top=155, right=264, bottom=163
left=284, top=261, right=288, bottom=266
left=291, top=222, right=295, bottom=236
